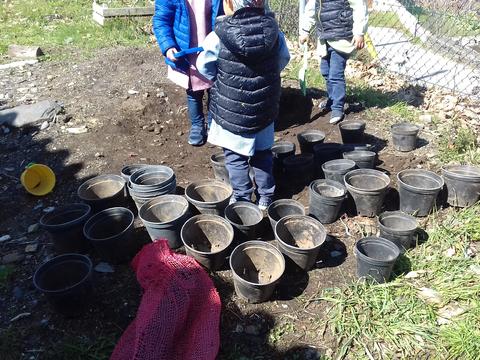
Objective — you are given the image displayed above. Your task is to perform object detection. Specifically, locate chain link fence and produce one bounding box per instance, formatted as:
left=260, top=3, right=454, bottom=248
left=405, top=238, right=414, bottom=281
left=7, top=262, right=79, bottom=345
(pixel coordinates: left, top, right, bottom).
left=270, top=0, right=480, bottom=98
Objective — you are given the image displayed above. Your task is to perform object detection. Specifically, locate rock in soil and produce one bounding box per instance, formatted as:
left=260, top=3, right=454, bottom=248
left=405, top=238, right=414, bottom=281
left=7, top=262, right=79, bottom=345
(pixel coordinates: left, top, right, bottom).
left=0, top=234, right=11, bottom=242
left=94, top=262, right=114, bottom=273
left=2, top=252, right=25, bottom=264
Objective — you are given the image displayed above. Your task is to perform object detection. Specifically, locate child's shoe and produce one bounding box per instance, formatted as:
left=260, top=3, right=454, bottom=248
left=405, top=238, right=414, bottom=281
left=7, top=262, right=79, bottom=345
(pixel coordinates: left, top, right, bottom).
left=329, top=111, right=345, bottom=124
left=318, top=99, right=332, bottom=114
left=188, top=124, right=207, bottom=146
left=258, top=198, right=273, bottom=211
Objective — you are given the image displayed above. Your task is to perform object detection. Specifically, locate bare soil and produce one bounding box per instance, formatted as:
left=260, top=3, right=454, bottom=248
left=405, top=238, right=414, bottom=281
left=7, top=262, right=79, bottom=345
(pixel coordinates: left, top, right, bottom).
left=0, top=47, right=434, bottom=359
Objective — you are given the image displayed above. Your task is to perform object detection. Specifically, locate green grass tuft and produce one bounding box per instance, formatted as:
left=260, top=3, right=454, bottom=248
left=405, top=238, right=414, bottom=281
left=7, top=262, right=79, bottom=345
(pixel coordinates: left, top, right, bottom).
left=438, top=126, right=480, bottom=165
left=314, top=205, right=480, bottom=359
left=0, top=0, right=151, bottom=59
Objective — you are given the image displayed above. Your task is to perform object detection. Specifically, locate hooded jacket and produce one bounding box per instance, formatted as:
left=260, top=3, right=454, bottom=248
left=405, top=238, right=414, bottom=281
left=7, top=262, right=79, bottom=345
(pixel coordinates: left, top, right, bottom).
left=209, top=8, right=281, bottom=135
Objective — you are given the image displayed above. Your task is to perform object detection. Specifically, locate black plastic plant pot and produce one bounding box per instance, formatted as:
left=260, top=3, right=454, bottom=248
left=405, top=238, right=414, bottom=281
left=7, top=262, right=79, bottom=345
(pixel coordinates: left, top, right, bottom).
left=181, top=214, right=234, bottom=271
left=267, top=199, right=306, bottom=231
left=225, top=201, right=264, bottom=243
left=83, top=207, right=135, bottom=264
left=139, top=195, right=191, bottom=249
left=343, top=150, right=376, bottom=169
left=185, top=179, right=233, bottom=216
left=77, top=174, right=126, bottom=213
left=283, top=153, right=315, bottom=187
left=354, top=236, right=400, bottom=283
left=210, top=152, right=231, bottom=185
left=40, top=203, right=92, bottom=254
left=442, top=164, right=480, bottom=208
left=378, top=211, right=418, bottom=254
left=391, top=123, right=420, bottom=152
left=322, top=159, right=357, bottom=184
left=275, top=215, right=327, bottom=271
left=313, top=143, right=344, bottom=167
left=397, top=169, right=444, bottom=217
left=297, top=130, right=326, bottom=154
left=272, top=141, right=296, bottom=166
left=309, top=179, right=347, bottom=224
left=339, top=120, right=366, bottom=144
left=33, top=253, right=93, bottom=317
left=344, top=169, right=390, bottom=217
left=230, top=241, right=285, bottom=303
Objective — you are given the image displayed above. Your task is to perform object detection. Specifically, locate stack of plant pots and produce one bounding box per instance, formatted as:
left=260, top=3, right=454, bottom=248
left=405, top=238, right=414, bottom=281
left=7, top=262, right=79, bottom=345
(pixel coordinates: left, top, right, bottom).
left=128, top=165, right=177, bottom=210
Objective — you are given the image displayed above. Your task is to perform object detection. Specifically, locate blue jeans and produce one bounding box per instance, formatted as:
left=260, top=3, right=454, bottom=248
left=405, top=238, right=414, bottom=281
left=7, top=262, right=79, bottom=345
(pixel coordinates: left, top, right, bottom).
left=186, top=89, right=211, bottom=127
left=223, top=148, right=275, bottom=202
left=320, top=45, right=349, bottom=115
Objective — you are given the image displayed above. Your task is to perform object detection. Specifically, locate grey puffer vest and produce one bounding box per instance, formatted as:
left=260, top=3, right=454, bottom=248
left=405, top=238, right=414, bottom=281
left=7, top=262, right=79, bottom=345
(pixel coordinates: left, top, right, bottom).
left=318, top=0, right=354, bottom=41
left=210, top=8, right=281, bottom=135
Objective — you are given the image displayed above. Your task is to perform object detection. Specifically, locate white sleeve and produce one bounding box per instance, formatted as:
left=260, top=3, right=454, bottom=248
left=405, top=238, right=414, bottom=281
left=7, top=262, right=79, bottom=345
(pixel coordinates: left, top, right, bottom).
left=299, top=0, right=318, bottom=36
left=351, top=0, right=369, bottom=36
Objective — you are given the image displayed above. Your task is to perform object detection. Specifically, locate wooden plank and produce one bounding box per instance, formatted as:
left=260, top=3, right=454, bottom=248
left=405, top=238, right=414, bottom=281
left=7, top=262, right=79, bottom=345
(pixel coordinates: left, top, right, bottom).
left=8, top=45, right=43, bottom=59
left=101, top=6, right=154, bottom=17
left=92, top=2, right=154, bottom=18
left=92, top=10, right=105, bottom=26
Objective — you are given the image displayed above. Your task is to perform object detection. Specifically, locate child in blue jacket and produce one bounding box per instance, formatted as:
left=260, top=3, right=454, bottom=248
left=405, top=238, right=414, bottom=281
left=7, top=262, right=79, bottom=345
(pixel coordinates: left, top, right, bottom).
left=153, top=0, right=223, bottom=146
left=197, top=0, right=290, bottom=209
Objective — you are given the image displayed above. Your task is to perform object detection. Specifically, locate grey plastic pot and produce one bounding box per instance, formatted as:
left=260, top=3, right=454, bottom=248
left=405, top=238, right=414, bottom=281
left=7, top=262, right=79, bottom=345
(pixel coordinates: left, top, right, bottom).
left=210, top=152, right=230, bottom=184
left=354, top=236, right=400, bottom=283
left=139, top=195, right=190, bottom=249
left=397, top=169, right=444, bottom=217
left=225, top=201, right=264, bottom=243
left=129, top=165, right=175, bottom=191
left=343, top=150, right=376, bottom=169
left=185, top=179, right=233, bottom=216
left=322, top=159, right=357, bottom=184
left=275, top=215, right=327, bottom=271
left=297, top=130, right=326, bottom=154
left=120, top=164, right=148, bottom=182
left=33, top=253, right=93, bottom=317
left=391, top=123, right=420, bottom=152
left=309, top=179, right=347, bottom=224
left=181, top=214, right=234, bottom=270
left=77, top=174, right=126, bottom=213
left=230, top=241, right=285, bottom=303
left=283, top=153, right=315, bottom=187
left=343, top=143, right=375, bottom=152
left=339, top=120, right=366, bottom=144
left=129, top=180, right=177, bottom=210
left=378, top=211, right=418, bottom=254
left=267, top=199, right=306, bottom=231
left=83, top=207, right=135, bottom=264
left=344, top=169, right=391, bottom=217
left=442, top=164, right=480, bottom=208
left=40, top=203, right=92, bottom=254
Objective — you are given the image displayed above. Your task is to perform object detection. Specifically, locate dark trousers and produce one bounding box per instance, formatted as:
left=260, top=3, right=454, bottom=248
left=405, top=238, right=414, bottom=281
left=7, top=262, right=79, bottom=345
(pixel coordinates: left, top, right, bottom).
left=223, top=148, right=275, bottom=202
left=320, top=44, right=349, bottom=116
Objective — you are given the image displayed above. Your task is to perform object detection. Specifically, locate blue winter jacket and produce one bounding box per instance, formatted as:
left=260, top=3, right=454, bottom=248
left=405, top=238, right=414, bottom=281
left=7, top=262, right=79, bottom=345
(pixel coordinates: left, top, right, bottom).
left=153, top=0, right=223, bottom=56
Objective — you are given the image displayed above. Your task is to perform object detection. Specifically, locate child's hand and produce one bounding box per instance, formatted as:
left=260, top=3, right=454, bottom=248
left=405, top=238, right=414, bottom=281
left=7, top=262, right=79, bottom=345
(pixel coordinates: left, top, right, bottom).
left=353, top=35, right=365, bottom=50
left=299, top=35, right=309, bottom=45
left=166, top=48, right=178, bottom=62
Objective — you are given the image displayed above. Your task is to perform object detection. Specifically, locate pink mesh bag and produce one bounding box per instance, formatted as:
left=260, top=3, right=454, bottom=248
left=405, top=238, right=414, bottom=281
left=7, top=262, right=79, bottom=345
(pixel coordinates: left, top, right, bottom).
left=111, top=240, right=221, bottom=360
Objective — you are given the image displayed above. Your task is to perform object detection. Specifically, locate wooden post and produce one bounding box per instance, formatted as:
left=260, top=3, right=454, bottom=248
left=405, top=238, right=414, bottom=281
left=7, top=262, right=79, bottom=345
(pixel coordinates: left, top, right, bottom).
left=8, top=45, right=44, bottom=59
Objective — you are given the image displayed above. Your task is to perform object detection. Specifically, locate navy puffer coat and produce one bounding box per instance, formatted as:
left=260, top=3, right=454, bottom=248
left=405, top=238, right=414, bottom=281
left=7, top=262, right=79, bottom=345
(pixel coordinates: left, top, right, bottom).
left=210, top=8, right=281, bottom=135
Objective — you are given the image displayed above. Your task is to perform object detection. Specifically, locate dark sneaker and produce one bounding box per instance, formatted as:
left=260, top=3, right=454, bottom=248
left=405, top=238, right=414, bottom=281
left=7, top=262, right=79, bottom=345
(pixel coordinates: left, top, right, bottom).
left=258, top=198, right=273, bottom=211
left=318, top=99, right=332, bottom=114
left=188, top=125, right=206, bottom=146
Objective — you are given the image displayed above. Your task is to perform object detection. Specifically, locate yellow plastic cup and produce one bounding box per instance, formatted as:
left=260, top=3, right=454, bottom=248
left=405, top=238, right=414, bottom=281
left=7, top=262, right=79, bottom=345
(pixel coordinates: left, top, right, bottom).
left=20, top=163, right=56, bottom=196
